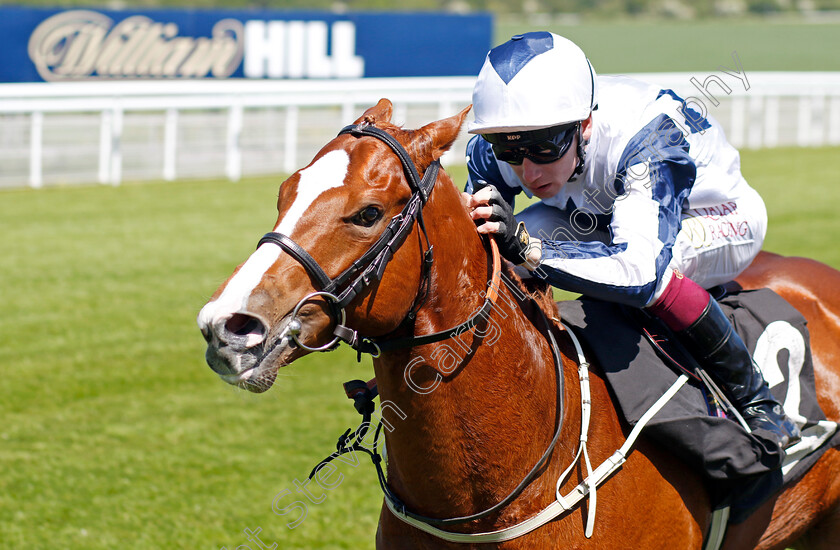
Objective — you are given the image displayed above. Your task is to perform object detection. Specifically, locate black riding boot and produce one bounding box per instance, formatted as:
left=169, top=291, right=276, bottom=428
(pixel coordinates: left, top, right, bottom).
left=677, top=298, right=801, bottom=451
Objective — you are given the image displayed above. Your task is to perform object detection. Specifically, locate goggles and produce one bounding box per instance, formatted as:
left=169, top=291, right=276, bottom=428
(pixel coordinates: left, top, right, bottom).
left=483, top=123, right=579, bottom=166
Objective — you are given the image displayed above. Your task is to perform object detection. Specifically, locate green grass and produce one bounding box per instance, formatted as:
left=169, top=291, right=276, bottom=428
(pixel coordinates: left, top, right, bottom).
left=1, top=145, right=838, bottom=549
left=495, top=19, right=840, bottom=72
left=0, top=177, right=379, bottom=549
left=744, top=147, right=840, bottom=265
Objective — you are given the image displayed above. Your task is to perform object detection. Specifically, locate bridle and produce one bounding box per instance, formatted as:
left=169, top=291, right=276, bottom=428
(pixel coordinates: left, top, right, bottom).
left=257, top=121, right=569, bottom=533
left=257, top=122, right=502, bottom=358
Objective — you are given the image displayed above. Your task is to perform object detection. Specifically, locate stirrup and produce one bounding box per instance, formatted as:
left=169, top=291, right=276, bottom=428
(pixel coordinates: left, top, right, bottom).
left=741, top=403, right=801, bottom=449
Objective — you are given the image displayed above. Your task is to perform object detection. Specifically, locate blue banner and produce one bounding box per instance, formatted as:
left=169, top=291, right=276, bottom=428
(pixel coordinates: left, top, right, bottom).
left=0, top=7, right=492, bottom=82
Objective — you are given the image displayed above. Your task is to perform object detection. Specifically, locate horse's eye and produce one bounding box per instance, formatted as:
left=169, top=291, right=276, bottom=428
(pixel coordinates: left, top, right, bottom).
left=352, top=205, right=382, bottom=227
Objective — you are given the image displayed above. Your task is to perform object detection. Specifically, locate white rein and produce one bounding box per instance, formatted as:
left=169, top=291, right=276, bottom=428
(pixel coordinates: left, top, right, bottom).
left=385, top=322, right=689, bottom=543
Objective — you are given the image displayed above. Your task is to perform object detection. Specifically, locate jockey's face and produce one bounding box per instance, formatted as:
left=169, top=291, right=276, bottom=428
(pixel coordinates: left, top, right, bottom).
left=509, top=115, right=592, bottom=199
left=510, top=133, right=579, bottom=199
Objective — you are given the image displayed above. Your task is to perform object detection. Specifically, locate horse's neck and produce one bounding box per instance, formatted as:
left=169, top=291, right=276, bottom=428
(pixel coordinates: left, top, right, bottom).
left=371, top=182, right=575, bottom=519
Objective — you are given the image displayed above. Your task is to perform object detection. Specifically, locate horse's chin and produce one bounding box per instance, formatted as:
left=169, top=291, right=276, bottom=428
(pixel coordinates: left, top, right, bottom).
left=218, top=339, right=298, bottom=393
left=219, top=362, right=281, bottom=393
left=239, top=368, right=278, bottom=394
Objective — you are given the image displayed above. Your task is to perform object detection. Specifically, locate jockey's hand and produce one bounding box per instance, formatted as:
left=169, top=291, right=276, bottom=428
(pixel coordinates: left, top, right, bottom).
left=462, top=183, right=531, bottom=265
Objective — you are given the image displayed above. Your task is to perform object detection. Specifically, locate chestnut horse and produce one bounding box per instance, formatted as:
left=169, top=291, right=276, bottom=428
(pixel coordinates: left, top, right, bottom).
left=197, top=99, right=840, bottom=549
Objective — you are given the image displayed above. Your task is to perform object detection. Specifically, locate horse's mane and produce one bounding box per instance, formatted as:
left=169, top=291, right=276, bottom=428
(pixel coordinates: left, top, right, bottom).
left=500, top=261, right=560, bottom=323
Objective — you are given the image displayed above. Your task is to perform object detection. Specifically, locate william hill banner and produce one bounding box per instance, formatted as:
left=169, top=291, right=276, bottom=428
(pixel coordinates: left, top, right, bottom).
left=0, top=7, right=492, bottom=82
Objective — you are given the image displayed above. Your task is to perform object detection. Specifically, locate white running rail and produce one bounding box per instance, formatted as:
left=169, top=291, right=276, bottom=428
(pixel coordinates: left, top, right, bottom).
left=1, top=73, right=838, bottom=189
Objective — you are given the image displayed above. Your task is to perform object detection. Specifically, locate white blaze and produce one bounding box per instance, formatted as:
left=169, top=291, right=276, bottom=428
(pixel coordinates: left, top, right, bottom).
left=198, top=149, right=350, bottom=329
left=274, top=149, right=349, bottom=234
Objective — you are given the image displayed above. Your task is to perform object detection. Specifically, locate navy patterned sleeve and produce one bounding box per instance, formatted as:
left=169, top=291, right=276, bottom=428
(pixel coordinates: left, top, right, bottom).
left=535, top=115, right=697, bottom=307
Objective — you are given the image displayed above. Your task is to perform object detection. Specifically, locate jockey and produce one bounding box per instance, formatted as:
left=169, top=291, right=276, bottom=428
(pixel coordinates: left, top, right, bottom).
left=462, top=32, right=800, bottom=456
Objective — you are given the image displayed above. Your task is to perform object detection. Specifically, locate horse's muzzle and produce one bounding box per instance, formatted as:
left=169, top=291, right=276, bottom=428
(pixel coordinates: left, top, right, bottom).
left=198, top=305, right=304, bottom=393
left=198, top=306, right=272, bottom=370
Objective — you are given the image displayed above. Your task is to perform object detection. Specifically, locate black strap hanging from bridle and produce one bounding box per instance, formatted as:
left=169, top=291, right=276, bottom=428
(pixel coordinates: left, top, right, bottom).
left=309, top=301, right=568, bottom=528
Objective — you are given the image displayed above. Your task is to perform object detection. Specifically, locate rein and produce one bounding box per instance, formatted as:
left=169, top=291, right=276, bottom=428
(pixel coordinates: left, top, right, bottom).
left=385, top=328, right=690, bottom=543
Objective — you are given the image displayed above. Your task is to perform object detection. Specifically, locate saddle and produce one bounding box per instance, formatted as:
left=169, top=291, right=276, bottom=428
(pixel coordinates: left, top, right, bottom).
left=558, top=287, right=840, bottom=522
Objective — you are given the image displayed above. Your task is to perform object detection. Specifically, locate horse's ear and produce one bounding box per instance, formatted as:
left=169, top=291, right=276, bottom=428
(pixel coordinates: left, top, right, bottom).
left=417, top=105, right=472, bottom=161
left=354, top=98, right=393, bottom=126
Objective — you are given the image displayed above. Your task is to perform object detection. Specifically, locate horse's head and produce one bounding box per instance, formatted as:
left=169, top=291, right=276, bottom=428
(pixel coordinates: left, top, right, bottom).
left=197, top=99, right=471, bottom=392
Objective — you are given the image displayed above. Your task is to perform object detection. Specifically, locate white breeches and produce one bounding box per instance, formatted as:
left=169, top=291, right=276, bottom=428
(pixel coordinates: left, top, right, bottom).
left=515, top=185, right=767, bottom=300
left=666, top=185, right=767, bottom=293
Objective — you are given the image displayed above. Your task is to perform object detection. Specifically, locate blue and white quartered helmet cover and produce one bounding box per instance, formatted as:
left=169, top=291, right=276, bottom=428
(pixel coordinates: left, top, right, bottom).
left=469, top=32, right=598, bottom=134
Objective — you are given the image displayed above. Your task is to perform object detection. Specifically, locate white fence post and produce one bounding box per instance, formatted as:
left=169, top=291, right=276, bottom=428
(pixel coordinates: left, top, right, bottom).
left=729, top=95, right=746, bottom=149
left=98, top=110, right=112, bottom=185
left=163, top=108, right=178, bottom=182
left=746, top=95, right=763, bottom=149
left=341, top=102, right=355, bottom=125
left=830, top=96, right=840, bottom=146
left=813, top=95, right=827, bottom=147
left=763, top=96, right=779, bottom=149
left=29, top=110, right=43, bottom=189
left=109, top=105, right=123, bottom=186
left=393, top=103, right=408, bottom=127
left=797, top=96, right=812, bottom=147
left=226, top=102, right=243, bottom=182
left=283, top=105, right=298, bottom=174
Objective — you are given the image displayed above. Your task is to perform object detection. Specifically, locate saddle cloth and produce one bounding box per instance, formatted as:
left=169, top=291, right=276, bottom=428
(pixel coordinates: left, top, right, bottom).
left=558, top=288, right=839, bottom=521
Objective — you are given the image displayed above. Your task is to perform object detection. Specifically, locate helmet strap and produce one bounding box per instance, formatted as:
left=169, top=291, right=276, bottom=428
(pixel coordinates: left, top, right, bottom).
left=569, top=124, right=587, bottom=181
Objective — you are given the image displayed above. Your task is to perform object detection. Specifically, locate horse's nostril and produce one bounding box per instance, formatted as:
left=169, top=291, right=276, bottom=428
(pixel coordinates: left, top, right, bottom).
left=225, top=313, right=264, bottom=337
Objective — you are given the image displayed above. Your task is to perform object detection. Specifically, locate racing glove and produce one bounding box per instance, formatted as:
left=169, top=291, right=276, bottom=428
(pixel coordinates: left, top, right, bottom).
left=472, top=183, right=531, bottom=265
